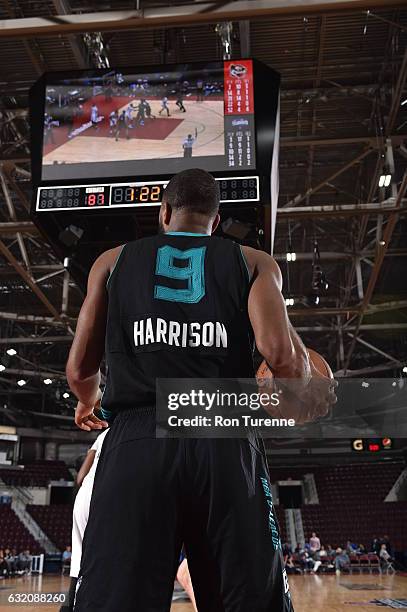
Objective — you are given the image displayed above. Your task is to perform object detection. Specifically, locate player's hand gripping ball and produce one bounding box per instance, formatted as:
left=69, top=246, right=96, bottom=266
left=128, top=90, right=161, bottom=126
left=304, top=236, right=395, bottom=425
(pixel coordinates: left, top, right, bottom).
left=256, top=349, right=337, bottom=425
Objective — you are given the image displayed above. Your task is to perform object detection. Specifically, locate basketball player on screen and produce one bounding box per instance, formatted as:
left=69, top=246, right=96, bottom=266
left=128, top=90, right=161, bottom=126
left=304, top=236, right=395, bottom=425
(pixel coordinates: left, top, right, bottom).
left=90, top=104, right=99, bottom=130
left=67, top=169, right=336, bottom=611
left=159, top=95, right=170, bottom=117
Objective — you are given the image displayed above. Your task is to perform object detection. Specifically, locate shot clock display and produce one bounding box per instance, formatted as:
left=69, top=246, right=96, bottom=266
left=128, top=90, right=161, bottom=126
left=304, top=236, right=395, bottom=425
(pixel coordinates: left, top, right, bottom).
left=35, top=177, right=259, bottom=211
left=111, top=184, right=163, bottom=206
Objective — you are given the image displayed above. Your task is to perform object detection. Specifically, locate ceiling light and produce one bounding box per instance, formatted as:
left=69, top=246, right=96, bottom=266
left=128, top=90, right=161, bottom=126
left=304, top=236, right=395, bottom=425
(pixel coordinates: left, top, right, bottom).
left=286, top=252, right=296, bottom=262
left=378, top=173, right=391, bottom=188
left=43, top=378, right=53, bottom=385
left=17, top=379, right=26, bottom=387
left=6, top=348, right=17, bottom=356
left=0, top=364, right=5, bottom=372
left=403, top=366, right=407, bottom=374
left=63, top=392, right=70, bottom=399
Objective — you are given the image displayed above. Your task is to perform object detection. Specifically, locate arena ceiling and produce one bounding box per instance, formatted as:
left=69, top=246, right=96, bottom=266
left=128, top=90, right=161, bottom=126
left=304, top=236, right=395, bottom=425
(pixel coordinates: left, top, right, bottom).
left=0, top=0, right=406, bottom=425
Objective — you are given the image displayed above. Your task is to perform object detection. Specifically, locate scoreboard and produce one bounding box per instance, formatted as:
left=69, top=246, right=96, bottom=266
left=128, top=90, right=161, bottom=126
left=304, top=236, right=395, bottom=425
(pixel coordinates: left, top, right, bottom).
left=29, top=58, right=280, bottom=289
left=35, top=177, right=260, bottom=212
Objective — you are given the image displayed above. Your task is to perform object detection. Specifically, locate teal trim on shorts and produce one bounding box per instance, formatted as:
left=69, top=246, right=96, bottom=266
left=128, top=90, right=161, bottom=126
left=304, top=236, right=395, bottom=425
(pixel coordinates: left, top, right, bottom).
left=100, top=406, right=114, bottom=422
left=166, top=232, right=209, bottom=237
left=106, top=244, right=126, bottom=289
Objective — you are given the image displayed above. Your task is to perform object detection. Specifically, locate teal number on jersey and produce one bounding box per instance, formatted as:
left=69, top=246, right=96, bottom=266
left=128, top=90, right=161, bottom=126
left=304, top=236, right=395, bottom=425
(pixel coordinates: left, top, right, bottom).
left=154, top=245, right=206, bottom=303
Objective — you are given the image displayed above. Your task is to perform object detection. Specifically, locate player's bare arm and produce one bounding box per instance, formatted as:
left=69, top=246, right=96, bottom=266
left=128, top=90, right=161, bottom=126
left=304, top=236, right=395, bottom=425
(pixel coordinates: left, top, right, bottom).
left=242, top=246, right=336, bottom=419
left=66, top=246, right=122, bottom=431
left=242, top=246, right=310, bottom=379
left=76, top=449, right=96, bottom=486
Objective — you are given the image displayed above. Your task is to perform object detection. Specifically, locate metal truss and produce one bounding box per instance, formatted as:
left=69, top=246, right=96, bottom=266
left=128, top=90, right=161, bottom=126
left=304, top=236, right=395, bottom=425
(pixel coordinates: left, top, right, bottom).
left=0, top=1, right=400, bottom=39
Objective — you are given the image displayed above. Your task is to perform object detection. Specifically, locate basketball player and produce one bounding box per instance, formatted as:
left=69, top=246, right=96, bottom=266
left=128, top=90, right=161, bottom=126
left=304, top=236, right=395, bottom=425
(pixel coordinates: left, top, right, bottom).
left=62, top=428, right=197, bottom=612
left=90, top=104, right=99, bottom=130
left=143, top=99, right=155, bottom=120
left=108, top=110, right=118, bottom=134
left=135, top=99, right=148, bottom=125
left=125, top=103, right=135, bottom=127
left=67, top=169, right=336, bottom=611
left=175, top=90, right=186, bottom=113
left=159, top=96, right=170, bottom=117
left=196, top=78, right=204, bottom=102
left=43, top=113, right=56, bottom=144
left=176, top=556, right=197, bottom=611
left=115, top=111, right=127, bottom=141
left=60, top=427, right=109, bottom=612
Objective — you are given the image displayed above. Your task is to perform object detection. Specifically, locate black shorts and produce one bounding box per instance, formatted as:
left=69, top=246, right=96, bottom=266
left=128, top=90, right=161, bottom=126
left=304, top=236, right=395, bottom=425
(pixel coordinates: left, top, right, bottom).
left=74, top=408, right=293, bottom=612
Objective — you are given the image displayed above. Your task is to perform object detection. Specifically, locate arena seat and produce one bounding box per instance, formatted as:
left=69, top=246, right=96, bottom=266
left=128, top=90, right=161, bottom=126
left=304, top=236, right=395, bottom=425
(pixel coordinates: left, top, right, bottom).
left=0, top=460, right=73, bottom=488
left=27, top=504, right=72, bottom=551
left=269, top=462, right=407, bottom=551
left=0, top=504, right=43, bottom=554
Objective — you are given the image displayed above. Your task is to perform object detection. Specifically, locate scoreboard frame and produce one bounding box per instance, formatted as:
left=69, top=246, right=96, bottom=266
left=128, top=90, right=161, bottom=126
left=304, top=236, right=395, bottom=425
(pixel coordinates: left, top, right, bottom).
left=35, top=176, right=260, bottom=212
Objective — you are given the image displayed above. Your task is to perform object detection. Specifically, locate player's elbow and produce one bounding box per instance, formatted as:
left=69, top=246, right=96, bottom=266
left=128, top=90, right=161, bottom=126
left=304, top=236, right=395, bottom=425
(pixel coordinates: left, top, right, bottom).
left=66, top=362, right=80, bottom=387
left=66, top=359, right=87, bottom=386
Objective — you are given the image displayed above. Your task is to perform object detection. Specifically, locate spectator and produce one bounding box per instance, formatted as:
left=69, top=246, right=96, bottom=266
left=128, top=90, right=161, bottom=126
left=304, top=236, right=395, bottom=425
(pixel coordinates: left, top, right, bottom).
left=0, top=553, right=9, bottom=579
left=284, top=553, right=301, bottom=575
left=309, top=532, right=321, bottom=554
left=18, top=550, right=32, bottom=574
left=335, top=548, right=350, bottom=575
left=346, top=540, right=357, bottom=554
left=311, top=549, right=323, bottom=574
left=326, top=544, right=334, bottom=556
left=357, top=544, right=366, bottom=555
left=4, top=549, right=16, bottom=574
left=282, top=543, right=291, bottom=557
left=299, top=550, right=314, bottom=573
left=62, top=545, right=72, bottom=575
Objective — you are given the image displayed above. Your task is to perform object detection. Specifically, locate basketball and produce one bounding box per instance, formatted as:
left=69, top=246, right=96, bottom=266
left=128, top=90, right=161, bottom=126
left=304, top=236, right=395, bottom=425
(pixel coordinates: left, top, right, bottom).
left=256, top=348, right=334, bottom=382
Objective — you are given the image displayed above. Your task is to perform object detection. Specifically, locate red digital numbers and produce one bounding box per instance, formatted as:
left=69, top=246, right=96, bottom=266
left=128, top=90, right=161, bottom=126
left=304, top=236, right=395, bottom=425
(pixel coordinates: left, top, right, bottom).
left=87, top=193, right=105, bottom=206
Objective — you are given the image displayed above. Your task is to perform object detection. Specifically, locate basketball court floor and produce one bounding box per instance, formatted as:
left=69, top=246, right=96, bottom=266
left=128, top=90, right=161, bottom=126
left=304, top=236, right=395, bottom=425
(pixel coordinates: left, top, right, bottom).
left=0, top=573, right=406, bottom=611
left=43, top=99, right=225, bottom=165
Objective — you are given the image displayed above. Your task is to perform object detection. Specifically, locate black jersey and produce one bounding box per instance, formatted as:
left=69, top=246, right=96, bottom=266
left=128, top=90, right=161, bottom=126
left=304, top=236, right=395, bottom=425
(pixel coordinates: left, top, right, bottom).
left=101, top=232, right=254, bottom=415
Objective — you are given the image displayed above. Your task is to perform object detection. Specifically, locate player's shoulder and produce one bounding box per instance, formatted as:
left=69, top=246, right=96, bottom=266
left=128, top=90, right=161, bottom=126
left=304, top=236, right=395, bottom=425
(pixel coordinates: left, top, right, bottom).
left=241, top=245, right=281, bottom=284
left=241, top=245, right=277, bottom=266
left=92, top=245, right=123, bottom=270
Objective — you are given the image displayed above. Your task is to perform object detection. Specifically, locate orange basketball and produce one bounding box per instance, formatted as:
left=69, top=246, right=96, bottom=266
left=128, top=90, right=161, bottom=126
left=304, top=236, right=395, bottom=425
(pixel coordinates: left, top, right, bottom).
left=256, top=348, right=334, bottom=381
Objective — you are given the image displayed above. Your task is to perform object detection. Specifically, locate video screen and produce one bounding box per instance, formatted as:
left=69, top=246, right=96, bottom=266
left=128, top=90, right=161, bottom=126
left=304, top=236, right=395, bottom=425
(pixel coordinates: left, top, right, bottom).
left=41, top=61, right=256, bottom=180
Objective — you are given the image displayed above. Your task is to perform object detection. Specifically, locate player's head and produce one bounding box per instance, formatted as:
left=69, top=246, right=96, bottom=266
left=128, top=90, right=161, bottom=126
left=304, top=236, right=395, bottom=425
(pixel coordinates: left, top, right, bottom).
left=160, top=168, right=220, bottom=234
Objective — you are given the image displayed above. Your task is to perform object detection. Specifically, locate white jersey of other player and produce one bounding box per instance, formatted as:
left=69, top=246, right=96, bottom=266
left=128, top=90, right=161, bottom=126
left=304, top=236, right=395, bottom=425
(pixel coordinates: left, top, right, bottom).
left=70, top=428, right=109, bottom=578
